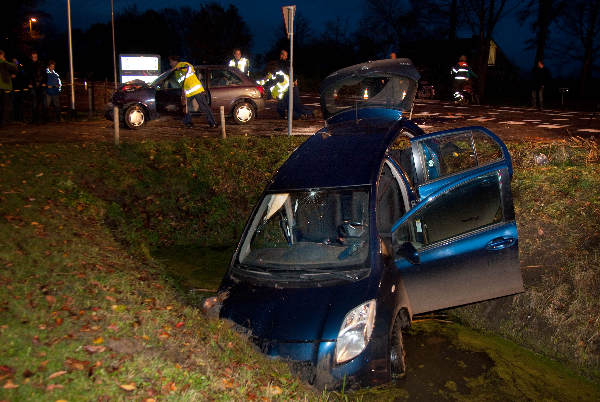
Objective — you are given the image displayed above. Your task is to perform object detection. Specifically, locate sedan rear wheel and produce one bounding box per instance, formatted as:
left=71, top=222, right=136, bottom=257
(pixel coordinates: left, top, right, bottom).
left=232, top=101, right=255, bottom=124
left=390, top=315, right=406, bottom=379
left=125, top=105, right=146, bottom=129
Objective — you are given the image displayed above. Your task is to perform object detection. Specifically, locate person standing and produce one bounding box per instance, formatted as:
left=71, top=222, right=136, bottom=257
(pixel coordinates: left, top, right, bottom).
left=11, top=58, right=26, bottom=122
left=0, top=50, right=18, bottom=127
left=168, top=56, right=216, bottom=129
left=228, top=48, right=250, bottom=76
left=44, top=60, right=62, bottom=122
left=24, top=51, right=45, bottom=123
left=275, top=49, right=312, bottom=119
left=531, top=60, right=550, bottom=110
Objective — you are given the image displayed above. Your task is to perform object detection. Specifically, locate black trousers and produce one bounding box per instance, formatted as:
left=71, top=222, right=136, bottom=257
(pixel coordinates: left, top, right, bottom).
left=184, top=92, right=216, bottom=126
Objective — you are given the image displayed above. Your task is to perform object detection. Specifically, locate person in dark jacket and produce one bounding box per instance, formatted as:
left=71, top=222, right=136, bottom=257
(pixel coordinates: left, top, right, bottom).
left=11, top=58, right=26, bottom=122
left=531, top=60, right=550, bottom=110
left=0, top=50, right=18, bottom=127
left=44, top=60, right=62, bottom=122
left=24, top=51, right=46, bottom=123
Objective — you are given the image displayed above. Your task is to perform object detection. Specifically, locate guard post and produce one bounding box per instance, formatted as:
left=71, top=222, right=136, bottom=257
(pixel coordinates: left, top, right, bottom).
left=282, top=5, right=296, bottom=137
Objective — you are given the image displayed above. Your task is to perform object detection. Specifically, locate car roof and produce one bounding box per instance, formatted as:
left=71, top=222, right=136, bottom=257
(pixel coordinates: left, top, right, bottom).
left=268, top=112, right=424, bottom=191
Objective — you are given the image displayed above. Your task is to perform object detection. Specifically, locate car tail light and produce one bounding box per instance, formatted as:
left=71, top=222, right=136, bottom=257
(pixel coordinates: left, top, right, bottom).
left=256, top=85, right=265, bottom=97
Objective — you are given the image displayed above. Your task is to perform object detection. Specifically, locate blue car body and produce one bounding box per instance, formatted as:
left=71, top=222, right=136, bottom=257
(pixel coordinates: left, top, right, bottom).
left=214, top=59, right=524, bottom=389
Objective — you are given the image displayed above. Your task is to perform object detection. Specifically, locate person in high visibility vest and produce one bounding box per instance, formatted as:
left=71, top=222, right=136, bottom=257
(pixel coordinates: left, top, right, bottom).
left=228, top=48, right=250, bottom=76
left=168, top=55, right=216, bottom=129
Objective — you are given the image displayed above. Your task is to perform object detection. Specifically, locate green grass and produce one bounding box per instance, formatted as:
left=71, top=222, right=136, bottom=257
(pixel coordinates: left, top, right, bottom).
left=0, top=139, right=313, bottom=400
left=1, top=136, right=599, bottom=399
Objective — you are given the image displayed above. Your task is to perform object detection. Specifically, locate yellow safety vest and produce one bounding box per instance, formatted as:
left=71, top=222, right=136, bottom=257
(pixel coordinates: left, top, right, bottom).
left=272, top=70, right=289, bottom=100
left=175, top=62, right=204, bottom=98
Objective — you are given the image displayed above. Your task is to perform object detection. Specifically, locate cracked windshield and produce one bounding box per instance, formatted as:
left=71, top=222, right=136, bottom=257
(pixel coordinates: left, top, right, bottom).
left=238, top=188, right=370, bottom=270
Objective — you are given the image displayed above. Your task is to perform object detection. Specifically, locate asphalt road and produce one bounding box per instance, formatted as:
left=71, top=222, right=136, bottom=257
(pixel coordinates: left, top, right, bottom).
left=0, top=94, right=598, bottom=144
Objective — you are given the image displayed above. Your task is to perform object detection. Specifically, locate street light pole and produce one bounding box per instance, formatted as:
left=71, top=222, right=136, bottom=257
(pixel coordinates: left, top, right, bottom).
left=66, top=0, right=75, bottom=114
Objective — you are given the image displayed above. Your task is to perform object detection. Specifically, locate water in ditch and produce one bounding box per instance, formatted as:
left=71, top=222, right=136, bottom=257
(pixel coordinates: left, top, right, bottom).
left=153, top=246, right=600, bottom=401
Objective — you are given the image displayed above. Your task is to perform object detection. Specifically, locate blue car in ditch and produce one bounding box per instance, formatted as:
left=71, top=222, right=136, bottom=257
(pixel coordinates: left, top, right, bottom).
left=205, top=58, right=524, bottom=389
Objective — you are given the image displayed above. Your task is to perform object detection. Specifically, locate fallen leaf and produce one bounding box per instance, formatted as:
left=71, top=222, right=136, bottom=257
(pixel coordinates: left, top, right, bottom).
left=175, top=321, right=185, bottom=328
left=65, top=357, right=90, bottom=371
left=105, top=295, right=116, bottom=302
left=83, top=345, right=106, bottom=354
left=222, top=378, right=234, bottom=389
left=119, top=382, right=136, bottom=391
left=158, top=331, right=170, bottom=339
left=0, top=365, right=15, bottom=375
left=48, top=370, right=67, bottom=380
left=46, top=383, right=64, bottom=391
left=45, top=295, right=56, bottom=305
left=3, top=379, right=18, bottom=389
left=55, top=317, right=63, bottom=326
left=93, top=337, right=104, bottom=344
left=162, top=381, right=176, bottom=392
left=107, top=323, right=118, bottom=331
left=22, top=369, right=34, bottom=378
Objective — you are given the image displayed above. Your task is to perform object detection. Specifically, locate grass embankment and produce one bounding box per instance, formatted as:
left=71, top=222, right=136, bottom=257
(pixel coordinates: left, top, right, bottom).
left=1, top=136, right=599, bottom=399
left=0, top=138, right=313, bottom=400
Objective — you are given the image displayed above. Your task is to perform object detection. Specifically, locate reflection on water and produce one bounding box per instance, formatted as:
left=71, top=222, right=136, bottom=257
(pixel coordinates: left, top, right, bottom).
left=352, top=320, right=600, bottom=401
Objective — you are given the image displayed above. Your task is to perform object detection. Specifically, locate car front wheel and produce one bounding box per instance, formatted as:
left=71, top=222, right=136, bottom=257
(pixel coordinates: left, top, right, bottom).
left=232, top=101, right=255, bottom=124
left=390, top=314, right=406, bottom=379
left=124, top=105, right=146, bottom=129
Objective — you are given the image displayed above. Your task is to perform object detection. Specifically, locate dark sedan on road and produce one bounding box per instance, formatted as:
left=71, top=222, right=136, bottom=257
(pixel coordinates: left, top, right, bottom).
left=205, top=59, right=524, bottom=389
left=106, top=65, right=265, bottom=128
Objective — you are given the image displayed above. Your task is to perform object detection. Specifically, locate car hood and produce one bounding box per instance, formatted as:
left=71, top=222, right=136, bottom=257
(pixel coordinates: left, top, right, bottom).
left=219, top=278, right=371, bottom=342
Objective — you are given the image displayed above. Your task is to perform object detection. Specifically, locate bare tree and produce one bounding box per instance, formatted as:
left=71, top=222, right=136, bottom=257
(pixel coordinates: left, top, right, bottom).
left=518, top=0, right=566, bottom=67
left=461, top=0, right=518, bottom=99
left=555, top=0, right=600, bottom=95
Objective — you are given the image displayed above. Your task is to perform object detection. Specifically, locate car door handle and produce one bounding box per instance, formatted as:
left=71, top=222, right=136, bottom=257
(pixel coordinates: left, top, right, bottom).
left=486, top=236, right=515, bottom=250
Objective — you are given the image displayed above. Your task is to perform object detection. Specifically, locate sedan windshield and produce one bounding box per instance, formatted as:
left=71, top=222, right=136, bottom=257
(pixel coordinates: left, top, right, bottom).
left=237, top=188, right=370, bottom=272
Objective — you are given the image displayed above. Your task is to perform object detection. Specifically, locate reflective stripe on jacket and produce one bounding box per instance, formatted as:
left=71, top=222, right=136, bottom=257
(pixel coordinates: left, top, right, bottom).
left=175, top=62, right=204, bottom=98
left=272, top=70, right=289, bottom=100
left=229, top=58, right=249, bottom=75
left=45, top=68, right=61, bottom=95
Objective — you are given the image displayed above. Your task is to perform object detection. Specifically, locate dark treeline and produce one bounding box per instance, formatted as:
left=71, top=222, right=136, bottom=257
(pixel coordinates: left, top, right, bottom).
left=4, top=0, right=600, bottom=104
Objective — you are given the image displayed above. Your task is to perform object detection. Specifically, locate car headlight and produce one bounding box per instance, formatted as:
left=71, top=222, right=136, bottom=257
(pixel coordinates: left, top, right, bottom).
left=335, top=299, right=376, bottom=364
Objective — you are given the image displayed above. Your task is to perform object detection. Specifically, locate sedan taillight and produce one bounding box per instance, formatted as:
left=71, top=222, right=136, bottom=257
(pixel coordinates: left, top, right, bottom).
left=256, top=85, right=265, bottom=97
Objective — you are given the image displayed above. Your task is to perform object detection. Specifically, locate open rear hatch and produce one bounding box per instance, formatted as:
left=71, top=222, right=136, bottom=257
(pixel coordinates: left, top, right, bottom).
left=319, top=58, right=420, bottom=120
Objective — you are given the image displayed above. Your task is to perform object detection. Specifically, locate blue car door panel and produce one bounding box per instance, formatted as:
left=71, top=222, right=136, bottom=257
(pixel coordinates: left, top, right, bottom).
left=392, top=127, right=523, bottom=314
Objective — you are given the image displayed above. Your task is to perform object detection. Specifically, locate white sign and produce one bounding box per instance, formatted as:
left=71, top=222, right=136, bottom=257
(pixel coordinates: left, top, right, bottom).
left=119, top=54, right=160, bottom=84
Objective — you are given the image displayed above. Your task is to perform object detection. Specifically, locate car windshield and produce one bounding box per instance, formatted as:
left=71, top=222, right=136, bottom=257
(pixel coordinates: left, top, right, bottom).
left=237, top=188, right=370, bottom=272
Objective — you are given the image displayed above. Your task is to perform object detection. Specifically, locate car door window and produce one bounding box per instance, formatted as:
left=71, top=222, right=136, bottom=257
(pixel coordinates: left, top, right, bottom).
left=387, top=133, right=417, bottom=187
left=377, top=163, right=406, bottom=235
left=209, top=70, right=242, bottom=87
left=156, top=71, right=181, bottom=90
left=416, top=130, right=505, bottom=183
left=394, top=173, right=503, bottom=249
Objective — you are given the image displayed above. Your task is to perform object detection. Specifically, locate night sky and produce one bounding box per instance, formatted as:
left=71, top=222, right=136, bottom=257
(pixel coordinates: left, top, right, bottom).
left=43, top=0, right=545, bottom=74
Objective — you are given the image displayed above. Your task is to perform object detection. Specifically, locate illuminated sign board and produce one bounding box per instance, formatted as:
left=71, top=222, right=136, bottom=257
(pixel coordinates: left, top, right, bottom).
left=119, top=54, right=160, bottom=84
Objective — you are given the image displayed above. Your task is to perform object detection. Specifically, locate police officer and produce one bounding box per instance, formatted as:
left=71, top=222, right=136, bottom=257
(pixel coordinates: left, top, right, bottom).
left=168, top=56, right=216, bottom=129
left=228, top=48, right=250, bottom=76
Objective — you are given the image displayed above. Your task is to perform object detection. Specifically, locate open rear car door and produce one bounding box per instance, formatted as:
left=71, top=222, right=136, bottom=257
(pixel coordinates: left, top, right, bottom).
left=392, top=127, right=524, bottom=314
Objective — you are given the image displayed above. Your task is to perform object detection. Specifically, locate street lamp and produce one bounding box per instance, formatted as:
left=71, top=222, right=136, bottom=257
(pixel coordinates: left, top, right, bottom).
left=29, top=17, right=38, bottom=33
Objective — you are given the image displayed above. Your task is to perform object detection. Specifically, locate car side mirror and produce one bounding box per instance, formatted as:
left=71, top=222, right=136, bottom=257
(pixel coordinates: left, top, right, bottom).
left=395, top=241, right=420, bottom=265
